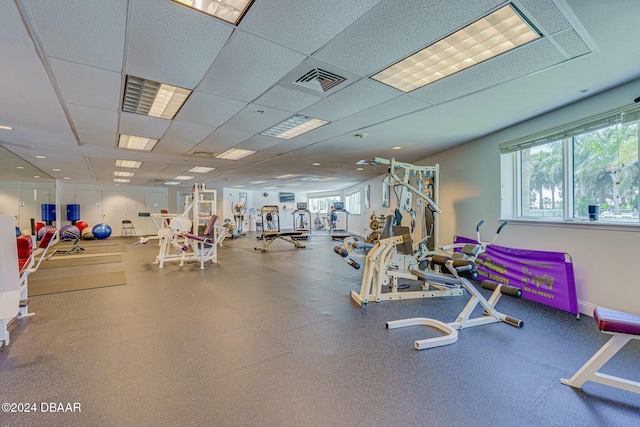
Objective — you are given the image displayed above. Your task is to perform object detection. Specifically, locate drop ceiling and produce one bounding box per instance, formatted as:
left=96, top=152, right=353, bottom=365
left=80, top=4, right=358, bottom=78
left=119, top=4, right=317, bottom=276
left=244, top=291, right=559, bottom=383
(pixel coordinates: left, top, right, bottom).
left=1, top=0, right=639, bottom=192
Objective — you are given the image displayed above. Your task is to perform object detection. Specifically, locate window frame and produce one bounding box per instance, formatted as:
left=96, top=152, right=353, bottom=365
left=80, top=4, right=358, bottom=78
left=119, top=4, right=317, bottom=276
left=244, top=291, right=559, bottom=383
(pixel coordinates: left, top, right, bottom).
left=501, top=104, right=640, bottom=226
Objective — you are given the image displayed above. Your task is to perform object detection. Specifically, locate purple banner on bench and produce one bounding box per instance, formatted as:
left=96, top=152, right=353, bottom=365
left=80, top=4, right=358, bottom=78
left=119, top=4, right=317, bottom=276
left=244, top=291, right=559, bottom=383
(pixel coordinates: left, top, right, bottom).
left=454, top=236, right=579, bottom=314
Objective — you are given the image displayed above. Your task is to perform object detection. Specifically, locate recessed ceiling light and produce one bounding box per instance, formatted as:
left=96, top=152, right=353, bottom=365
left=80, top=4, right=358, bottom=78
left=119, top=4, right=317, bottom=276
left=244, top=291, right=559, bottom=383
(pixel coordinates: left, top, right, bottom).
left=164, top=181, right=180, bottom=186
left=312, top=163, right=320, bottom=166
left=118, top=134, right=159, bottom=151
left=52, top=168, right=61, bottom=172
left=261, top=115, right=330, bottom=139
left=372, top=4, right=541, bottom=92
left=34, top=175, right=40, bottom=179
left=63, top=177, right=70, bottom=180
left=189, top=166, right=215, bottom=173
left=357, top=167, right=364, bottom=171
left=172, top=0, right=254, bottom=25
left=251, top=180, right=267, bottom=184
left=392, top=146, right=402, bottom=150
left=16, top=166, right=24, bottom=170
left=123, top=76, right=191, bottom=120
left=174, top=175, right=194, bottom=181
left=35, top=155, right=46, bottom=159
left=0, top=125, right=13, bottom=130
left=114, top=171, right=135, bottom=177
left=216, top=148, right=256, bottom=160
left=115, top=159, right=142, bottom=168
left=113, top=178, right=130, bottom=183
left=232, top=185, right=246, bottom=188
left=276, top=174, right=298, bottom=179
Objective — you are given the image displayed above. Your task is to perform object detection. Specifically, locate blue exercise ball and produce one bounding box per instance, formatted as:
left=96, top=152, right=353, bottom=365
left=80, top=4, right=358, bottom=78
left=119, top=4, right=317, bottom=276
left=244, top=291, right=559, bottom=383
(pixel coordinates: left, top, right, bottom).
left=61, top=224, right=81, bottom=239
left=92, top=223, right=112, bottom=239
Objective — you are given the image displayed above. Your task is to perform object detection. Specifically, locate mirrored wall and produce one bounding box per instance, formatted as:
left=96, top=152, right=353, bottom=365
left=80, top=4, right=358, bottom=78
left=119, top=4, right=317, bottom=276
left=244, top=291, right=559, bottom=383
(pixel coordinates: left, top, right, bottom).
left=0, top=145, right=56, bottom=234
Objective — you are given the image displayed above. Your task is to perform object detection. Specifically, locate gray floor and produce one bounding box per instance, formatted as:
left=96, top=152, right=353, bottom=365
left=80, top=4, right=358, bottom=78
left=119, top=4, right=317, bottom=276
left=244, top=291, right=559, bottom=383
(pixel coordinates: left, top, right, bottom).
left=1, top=232, right=639, bottom=427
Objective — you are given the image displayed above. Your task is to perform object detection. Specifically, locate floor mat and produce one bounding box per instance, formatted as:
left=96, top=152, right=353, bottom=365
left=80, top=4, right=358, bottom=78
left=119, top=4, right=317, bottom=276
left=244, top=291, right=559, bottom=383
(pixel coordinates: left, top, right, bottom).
left=40, top=253, right=122, bottom=268
left=28, top=271, right=127, bottom=296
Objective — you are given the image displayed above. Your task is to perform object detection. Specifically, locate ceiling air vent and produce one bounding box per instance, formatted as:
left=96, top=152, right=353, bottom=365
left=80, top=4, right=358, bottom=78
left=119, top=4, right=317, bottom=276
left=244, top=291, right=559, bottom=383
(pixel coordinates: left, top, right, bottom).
left=294, top=68, right=346, bottom=93
left=186, top=150, right=217, bottom=158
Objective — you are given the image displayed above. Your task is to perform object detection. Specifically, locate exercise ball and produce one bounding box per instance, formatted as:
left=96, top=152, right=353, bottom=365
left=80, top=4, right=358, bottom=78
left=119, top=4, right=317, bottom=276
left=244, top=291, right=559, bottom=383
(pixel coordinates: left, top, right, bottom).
left=81, top=228, right=95, bottom=239
left=75, top=221, right=89, bottom=232
left=61, top=224, right=80, bottom=239
left=92, top=223, right=112, bottom=239
left=35, top=222, right=45, bottom=232
left=15, top=226, right=21, bottom=237
left=37, top=225, right=55, bottom=240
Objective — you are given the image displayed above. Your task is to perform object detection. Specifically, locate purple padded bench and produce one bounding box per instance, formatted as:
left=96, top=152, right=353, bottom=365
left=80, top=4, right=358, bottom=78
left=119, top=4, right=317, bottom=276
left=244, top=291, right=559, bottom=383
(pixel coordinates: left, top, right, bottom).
left=561, top=307, right=640, bottom=394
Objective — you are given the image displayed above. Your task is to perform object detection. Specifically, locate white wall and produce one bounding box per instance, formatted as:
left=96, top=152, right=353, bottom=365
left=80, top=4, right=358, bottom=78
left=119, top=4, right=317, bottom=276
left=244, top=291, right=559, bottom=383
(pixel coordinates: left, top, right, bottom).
left=57, top=182, right=168, bottom=236
left=426, top=77, right=640, bottom=315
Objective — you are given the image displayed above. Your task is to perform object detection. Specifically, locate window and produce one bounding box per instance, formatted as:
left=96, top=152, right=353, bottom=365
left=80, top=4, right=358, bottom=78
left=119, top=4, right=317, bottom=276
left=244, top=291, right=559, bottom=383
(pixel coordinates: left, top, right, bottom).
left=501, top=106, right=639, bottom=223
left=308, top=195, right=341, bottom=214
left=345, top=191, right=361, bottom=215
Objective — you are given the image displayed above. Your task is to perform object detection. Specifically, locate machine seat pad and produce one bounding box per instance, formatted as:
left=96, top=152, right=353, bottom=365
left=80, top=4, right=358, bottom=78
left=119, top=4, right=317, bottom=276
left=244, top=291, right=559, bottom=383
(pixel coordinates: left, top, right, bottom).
left=594, top=307, right=640, bottom=335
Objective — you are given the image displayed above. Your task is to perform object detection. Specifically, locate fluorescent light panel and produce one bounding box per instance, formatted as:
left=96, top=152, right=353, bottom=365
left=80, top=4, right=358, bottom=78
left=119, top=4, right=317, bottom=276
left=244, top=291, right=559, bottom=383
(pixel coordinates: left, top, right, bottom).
left=164, top=181, right=180, bottom=186
left=276, top=174, right=298, bottom=179
left=174, top=175, right=194, bottom=180
left=188, top=166, right=215, bottom=173
left=372, top=4, right=541, bottom=92
left=173, top=0, right=253, bottom=25
left=118, top=134, right=159, bottom=151
left=115, top=160, right=142, bottom=168
left=216, top=148, right=255, bottom=160
left=114, top=171, right=135, bottom=177
left=261, top=115, right=329, bottom=139
left=113, top=178, right=130, bottom=183
left=123, top=76, right=191, bottom=119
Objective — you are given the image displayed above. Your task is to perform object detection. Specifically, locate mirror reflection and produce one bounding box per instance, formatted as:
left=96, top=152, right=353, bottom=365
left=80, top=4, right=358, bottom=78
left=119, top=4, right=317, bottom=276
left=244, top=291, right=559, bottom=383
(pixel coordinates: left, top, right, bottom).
left=0, top=145, right=56, bottom=235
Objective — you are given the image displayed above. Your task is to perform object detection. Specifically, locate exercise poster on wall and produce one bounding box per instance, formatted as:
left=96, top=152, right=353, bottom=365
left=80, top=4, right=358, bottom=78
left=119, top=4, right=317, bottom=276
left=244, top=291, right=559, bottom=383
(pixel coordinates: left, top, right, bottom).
left=455, top=236, right=579, bottom=314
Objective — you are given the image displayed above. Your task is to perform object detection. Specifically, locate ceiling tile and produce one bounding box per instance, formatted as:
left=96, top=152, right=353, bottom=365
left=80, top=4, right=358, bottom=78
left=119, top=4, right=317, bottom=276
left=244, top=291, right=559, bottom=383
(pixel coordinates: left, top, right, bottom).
left=26, top=0, right=127, bottom=71
left=174, top=91, right=247, bottom=128
left=518, top=0, right=572, bottom=34
left=0, top=2, right=75, bottom=137
left=313, top=0, right=501, bottom=76
left=234, top=134, right=284, bottom=152
left=301, top=78, right=400, bottom=122
left=220, top=104, right=292, bottom=134
left=119, top=111, right=171, bottom=139
left=68, top=105, right=118, bottom=147
left=194, top=128, right=253, bottom=153
left=127, top=0, right=233, bottom=89
left=240, top=0, right=383, bottom=54
left=552, top=29, right=591, bottom=58
left=197, top=30, right=306, bottom=101
left=153, top=121, right=215, bottom=155
left=254, top=85, right=323, bottom=113
left=50, top=58, right=121, bottom=111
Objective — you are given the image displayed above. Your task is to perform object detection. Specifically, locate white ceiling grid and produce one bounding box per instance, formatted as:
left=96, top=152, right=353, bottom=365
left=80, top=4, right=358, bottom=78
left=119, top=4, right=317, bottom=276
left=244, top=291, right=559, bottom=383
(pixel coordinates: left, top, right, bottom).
left=0, top=0, right=639, bottom=191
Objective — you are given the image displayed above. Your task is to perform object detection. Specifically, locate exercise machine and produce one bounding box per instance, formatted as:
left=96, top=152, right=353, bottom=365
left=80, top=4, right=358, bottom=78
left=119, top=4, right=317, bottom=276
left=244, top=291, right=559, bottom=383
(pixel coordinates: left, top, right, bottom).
left=292, top=202, right=311, bottom=235
left=225, top=202, right=246, bottom=239
left=255, top=205, right=307, bottom=252
left=329, top=201, right=350, bottom=240
left=136, top=187, right=229, bottom=268
left=386, top=220, right=524, bottom=350
left=46, top=230, right=83, bottom=259
left=1, top=215, right=56, bottom=346
left=348, top=157, right=458, bottom=305
left=561, top=306, right=640, bottom=394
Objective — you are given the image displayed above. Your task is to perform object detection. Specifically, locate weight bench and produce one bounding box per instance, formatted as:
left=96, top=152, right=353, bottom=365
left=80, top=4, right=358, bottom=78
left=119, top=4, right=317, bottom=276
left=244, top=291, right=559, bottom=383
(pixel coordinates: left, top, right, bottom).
left=561, top=307, right=640, bottom=394
left=255, top=231, right=306, bottom=252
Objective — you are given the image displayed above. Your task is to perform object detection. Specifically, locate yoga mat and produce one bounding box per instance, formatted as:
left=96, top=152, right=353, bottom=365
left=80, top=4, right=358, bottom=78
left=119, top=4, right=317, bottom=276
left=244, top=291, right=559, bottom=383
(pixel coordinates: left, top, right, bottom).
left=40, top=253, right=122, bottom=269
left=28, top=271, right=127, bottom=296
